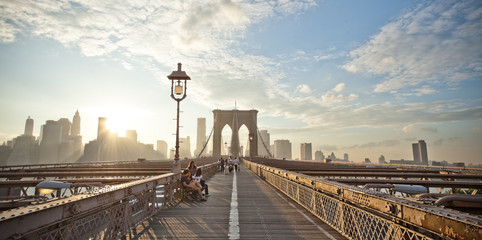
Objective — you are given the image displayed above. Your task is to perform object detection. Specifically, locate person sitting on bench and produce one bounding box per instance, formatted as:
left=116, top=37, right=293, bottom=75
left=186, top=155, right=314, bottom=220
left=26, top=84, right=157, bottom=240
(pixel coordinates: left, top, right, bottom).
left=193, top=168, right=209, bottom=197
left=181, top=169, right=206, bottom=201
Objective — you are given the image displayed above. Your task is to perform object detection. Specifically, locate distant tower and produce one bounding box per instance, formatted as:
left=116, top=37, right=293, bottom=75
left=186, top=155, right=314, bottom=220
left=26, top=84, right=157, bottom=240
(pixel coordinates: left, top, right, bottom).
left=71, top=110, right=81, bottom=136
left=57, top=118, right=71, bottom=140
left=126, top=130, right=137, bottom=142
left=314, top=150, right=324, bottom=161
left=97, top=117, right=108, bottom=140
left=344, top=153, right=349, bottom=161
left=412, top=140, right=428, bottom=165
left=300, top=143, right=312, bottom=160
left=274, top=139, right=292, bottom=160
left=412, top=143, right=421, bottom=163
left=157, top=140, right=168, bottom=159
left=195, top=118, right=206, bottom=157
left=379, top=155, right=386, bottom=164
left=38, top=120, right=62, bottom=164
left=24, top=116, right=34, bottom=136
left=179, top=136, right=192, bottom=158
left=419, top=140, right=428, bottom=166
left=258, top=130, right=270, bottom=157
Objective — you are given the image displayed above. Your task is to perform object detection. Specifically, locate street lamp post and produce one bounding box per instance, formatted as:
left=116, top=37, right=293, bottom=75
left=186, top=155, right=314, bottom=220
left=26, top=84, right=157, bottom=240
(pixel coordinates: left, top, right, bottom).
left=167, top=63, right=191, bottom=173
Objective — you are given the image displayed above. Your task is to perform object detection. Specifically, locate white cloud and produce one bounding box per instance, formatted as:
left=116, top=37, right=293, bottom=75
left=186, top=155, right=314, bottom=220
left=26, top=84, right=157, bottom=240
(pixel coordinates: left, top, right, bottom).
left=321, top=93, right=358, bottom=104
left=343, top=1, right=482, bottom=93
left=332, top=83, right=345, bottom=92
left=402, top=124, right=438, bottom=133
left=296, top=84, right=312, bottom=93
left=320, top=83, right=357, bottom=104
left=398, top=85, right=438, bottom=96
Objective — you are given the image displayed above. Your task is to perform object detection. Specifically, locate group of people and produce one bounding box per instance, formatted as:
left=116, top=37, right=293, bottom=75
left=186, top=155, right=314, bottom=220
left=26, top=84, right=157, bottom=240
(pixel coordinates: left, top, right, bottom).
left=218, top=156, right=240, bottom=175
left=181, top=161, right=209, bottom=201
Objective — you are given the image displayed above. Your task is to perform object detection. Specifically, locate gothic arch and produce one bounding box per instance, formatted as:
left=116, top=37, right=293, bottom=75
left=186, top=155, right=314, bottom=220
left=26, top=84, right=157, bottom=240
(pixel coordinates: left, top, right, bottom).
left=212, top=109, right=258, bottom=157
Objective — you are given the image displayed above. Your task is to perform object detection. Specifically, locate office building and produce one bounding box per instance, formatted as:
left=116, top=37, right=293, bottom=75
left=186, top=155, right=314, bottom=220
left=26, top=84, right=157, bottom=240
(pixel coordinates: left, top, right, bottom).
left=179, top=136, right=192, bottom=158
left=258, top=130, right=270, bottom=157
left=71, top=110, right=81, bottom=136
left=274, top=139, right=291, bottom=160
left=413, top=140, right=428, bottom=165
left=126, top=130, right=137, bottom=142
left=157, top=140, right=168, bottom=159
left=24, top=116, right=34, bottom=136
left=195, top=118, right=206, bottom=157
left=300, top=143, right=312, bottom=160
left=97, top=117, right=108, bottom=140
left=57, top=118, right=71, bottom=140
left=379, top=155, right=386, bottom=164
left=38, top=120, right=62, bottom=164
left=314, top=150, right=325, bottom=161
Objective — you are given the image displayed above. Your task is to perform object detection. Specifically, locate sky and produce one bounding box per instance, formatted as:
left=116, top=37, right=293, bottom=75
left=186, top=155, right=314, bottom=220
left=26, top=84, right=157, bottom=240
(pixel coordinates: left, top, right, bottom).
left=0, top=0, right=481, bottom=164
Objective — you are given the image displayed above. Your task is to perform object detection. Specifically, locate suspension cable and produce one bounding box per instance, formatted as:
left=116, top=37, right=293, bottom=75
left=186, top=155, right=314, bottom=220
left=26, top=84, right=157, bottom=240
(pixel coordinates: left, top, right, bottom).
left=196, top=126, right=214, bottom=158
left=257, top=128, right=273, bottom=157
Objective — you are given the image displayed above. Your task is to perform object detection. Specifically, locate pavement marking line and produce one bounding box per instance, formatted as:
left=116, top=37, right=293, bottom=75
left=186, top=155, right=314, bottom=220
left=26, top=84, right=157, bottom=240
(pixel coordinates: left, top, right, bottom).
left=229, top=170, right=240, bottom=240
left=250, top=171, right=338, bottom=240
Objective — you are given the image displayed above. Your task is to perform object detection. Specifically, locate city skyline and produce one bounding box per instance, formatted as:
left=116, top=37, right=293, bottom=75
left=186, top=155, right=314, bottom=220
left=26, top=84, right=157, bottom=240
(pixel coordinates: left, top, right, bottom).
left=1, top=1, right=481, bottom=164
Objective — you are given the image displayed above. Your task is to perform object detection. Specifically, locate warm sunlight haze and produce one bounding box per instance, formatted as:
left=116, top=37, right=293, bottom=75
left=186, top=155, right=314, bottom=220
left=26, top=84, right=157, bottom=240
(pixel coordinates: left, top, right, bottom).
left=0, top=0, right=481, bottom=165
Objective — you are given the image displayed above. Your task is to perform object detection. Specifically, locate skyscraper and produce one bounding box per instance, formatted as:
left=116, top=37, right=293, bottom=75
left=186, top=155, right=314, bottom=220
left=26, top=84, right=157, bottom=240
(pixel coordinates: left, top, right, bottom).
left=57, top=118, right=71, bottom=140
left=314, top=150, right=324, bottom=161
left=412, top=143, right=421, bottom=163
left=71, top=110, right=81, bottom=136
left=126, top=130, right=137, bottom=142
left=8, top=116, right=36, bottom=165
left=24, top=116, right=33, bottom=136
left=274, top=139, right=291, bottom=160
left=97, top=117, right=108, bottom=140
left=379, top=155, right=386, bottom=164
left=419, top=140, right=428, bottom=165
left=195, top=118, right=206, bottom=157
left=179, top=136, right=192, bottom=158
left=300, top=143, right=312, bottom=160
left=38, top=120, right=62, bottom=164
left=412, top=140, right=428, bottom=165
left=258, top=130, right=270, bottom=157
left=157, top=140, right=168, bottom=159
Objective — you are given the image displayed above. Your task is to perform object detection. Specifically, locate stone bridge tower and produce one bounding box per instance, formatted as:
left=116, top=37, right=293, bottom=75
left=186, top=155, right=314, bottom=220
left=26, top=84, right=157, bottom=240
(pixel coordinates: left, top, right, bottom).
left=212, top=109, right=258, bottom=157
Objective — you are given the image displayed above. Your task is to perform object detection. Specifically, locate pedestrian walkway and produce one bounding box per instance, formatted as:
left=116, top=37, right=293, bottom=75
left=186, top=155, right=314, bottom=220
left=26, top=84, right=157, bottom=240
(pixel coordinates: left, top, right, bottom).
left=127, top=164, right=345, bottom=239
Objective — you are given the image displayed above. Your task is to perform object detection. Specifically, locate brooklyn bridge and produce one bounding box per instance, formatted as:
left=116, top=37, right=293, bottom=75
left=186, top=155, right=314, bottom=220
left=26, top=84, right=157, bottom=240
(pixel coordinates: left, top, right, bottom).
left=0, top=156, right=481, bottom=240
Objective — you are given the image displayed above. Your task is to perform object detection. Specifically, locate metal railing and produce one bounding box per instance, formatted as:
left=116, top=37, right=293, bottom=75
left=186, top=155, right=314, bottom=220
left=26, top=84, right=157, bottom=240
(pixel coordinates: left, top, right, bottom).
left=0, top=162, right=218, bottom=240
left=243, top=159, right=482, bottom=240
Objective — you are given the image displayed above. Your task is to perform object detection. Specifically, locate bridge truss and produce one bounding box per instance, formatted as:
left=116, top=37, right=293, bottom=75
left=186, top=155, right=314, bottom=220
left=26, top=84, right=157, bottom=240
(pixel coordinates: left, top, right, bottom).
left=0, top=158, right=218, bottom=240
left=244, top=158, right=482, bottom=240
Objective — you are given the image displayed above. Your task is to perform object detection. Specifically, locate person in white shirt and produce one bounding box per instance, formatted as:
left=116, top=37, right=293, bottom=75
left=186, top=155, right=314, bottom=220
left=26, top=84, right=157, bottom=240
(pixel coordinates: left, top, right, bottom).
left=193, top=168, right=209, bottom=196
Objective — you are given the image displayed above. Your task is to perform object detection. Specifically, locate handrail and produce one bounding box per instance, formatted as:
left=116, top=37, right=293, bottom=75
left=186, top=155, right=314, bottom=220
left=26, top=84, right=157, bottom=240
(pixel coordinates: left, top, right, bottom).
left=242, top=158, right=482, bottom=240
left=0, top=162, right=218, bottom=240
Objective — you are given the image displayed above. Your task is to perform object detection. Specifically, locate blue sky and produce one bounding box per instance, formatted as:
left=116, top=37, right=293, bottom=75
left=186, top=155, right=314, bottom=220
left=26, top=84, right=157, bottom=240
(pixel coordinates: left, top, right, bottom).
left=1, top=0, right=481, bottom=164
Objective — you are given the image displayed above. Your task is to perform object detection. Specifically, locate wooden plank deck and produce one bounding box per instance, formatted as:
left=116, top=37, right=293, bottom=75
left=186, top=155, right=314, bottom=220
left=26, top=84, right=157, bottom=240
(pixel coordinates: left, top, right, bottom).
left=126, top=164, right=345, bottom=239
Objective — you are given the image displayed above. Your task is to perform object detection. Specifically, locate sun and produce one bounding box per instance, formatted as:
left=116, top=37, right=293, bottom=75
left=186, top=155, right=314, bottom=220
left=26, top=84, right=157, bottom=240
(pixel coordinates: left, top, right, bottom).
left=106, top=118, right=130, bottom=136
left=104, top=110, right=136, bottom=137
